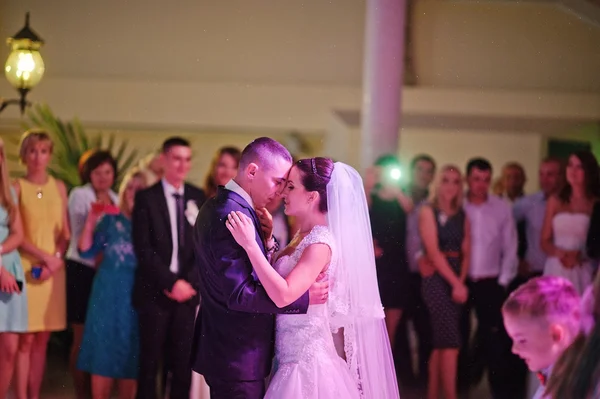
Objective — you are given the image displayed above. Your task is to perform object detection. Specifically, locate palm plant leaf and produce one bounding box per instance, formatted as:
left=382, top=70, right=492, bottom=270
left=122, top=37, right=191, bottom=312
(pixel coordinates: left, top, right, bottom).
left=90, top=133, right=102, bottom=149
left=23, top=104, right=140, bottom=192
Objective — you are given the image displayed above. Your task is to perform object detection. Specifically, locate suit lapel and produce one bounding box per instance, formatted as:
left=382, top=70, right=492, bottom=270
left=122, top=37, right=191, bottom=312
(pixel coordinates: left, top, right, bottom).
left=221, top=188, right=266, bottom=255
left=154, top=183, right=173, bottom=241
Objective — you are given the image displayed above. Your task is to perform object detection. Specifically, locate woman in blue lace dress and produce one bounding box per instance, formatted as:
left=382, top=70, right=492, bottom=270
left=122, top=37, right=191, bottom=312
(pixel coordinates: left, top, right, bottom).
left=76, top=171, right=146, bottom=399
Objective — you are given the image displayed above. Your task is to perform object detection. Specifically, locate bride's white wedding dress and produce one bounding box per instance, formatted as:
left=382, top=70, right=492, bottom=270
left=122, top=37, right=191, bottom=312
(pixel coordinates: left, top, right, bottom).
left=266, top=225, right=361, bottom=399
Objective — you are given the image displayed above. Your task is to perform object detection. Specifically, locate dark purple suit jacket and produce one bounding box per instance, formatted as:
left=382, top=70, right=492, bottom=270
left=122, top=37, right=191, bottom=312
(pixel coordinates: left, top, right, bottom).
left=191, top=186, right=309, bottom=382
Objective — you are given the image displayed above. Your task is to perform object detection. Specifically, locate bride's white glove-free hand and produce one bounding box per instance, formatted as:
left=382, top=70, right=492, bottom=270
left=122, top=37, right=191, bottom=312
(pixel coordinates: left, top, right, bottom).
left=226, top=211, right=257, bottom=250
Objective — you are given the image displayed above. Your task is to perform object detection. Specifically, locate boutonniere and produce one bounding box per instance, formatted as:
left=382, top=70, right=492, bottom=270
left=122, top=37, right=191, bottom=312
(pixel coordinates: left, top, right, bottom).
left=185, top=200, right=200, bottom=226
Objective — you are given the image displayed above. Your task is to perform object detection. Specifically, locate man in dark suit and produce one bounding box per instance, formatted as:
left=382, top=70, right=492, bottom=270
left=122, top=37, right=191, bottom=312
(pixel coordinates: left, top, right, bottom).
left=132, top=137, right=206, bottom=399
left=191, top=137, right=329, bottom=399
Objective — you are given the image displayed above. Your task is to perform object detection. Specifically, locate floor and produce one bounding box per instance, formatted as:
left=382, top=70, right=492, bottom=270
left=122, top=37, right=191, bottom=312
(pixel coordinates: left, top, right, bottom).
left=9, top=342, right=495, bottom=399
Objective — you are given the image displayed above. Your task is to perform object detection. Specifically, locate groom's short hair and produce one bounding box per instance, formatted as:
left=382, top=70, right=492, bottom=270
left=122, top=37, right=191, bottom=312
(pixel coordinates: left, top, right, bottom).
left=239, top=137, right=292, bottom=170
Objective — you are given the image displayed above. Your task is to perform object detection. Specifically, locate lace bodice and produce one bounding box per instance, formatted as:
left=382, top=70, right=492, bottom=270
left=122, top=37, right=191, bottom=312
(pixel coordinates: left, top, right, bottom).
left=269, top=225, right=361, bottom=397
left=273, top=226, right=337, bottom=363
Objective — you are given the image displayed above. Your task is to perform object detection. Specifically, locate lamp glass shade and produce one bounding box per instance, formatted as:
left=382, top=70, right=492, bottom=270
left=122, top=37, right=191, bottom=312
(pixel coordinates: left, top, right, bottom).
left=5, top=47, right=45, bottom=90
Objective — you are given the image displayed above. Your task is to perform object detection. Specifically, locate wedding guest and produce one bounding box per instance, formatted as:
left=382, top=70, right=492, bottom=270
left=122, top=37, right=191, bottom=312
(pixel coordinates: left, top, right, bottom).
left=541, top=151, right=599, bottom=295
left=132, top=137, right=206, bottom=399
left=65, top=150, right=118, bottom=398
left=459, top=158, right=519, bottom=398
left=513, top=158, right=564, bottom=281
left=545, top=271, right=600, bottom=398
left=203, top=146, right=241, bottom=199
left=401, top=154, right=436, bottom=388
left=77, top=170, right=146, bottom=399
left=503, top=276, right=582, bottom=399
left=418, top=165, right=469, bottom=399
left=0, top=137, right=26, bottom=399
left=14, top=130, right=70, bottom=399
left=368, top=155, right=413, bottom=351
left=136, top=151, right=164, bottom=187
left=494, top=162, right=527, bottom=203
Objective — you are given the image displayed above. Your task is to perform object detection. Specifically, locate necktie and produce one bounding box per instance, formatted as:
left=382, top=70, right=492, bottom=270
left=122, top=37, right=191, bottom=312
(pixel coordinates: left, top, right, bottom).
left=536, top=372, right=547, bottom=386
left=172, top=193, right=185, bottom=249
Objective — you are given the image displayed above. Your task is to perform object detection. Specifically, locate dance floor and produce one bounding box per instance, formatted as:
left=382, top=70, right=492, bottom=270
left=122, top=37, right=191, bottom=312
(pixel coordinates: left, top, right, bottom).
left=9, top=343, right=493, bottom=399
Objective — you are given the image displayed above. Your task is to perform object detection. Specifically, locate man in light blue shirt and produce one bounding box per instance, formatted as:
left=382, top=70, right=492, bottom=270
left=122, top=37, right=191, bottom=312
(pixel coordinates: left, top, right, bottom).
left=513, top=157, right=564, bottom=277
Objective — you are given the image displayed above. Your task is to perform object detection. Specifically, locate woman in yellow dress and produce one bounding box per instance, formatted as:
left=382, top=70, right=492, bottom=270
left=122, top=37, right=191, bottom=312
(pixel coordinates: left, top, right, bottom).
left=14, top=130, right=70, bottom=399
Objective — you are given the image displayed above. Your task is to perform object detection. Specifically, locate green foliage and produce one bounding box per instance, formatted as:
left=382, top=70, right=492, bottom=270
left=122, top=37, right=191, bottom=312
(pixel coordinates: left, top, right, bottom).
left=9, top=104, right=139, bottom=191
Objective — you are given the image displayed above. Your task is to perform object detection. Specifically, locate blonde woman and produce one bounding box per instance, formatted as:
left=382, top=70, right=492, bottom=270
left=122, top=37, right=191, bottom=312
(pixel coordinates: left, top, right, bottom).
left=136, top=151, right=163, bottom=187
left=76, top=170, right=146, bottom=399
left=0, top=137, right=26, bottom=398
left=418, top=165, right=470, bottom=399
left=14, top=130, right=70, bottom=399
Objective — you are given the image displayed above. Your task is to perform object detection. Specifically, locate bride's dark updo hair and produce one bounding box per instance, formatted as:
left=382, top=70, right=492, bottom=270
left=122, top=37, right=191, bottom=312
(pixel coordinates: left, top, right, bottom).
left=295, top=157, right=334, bottom=213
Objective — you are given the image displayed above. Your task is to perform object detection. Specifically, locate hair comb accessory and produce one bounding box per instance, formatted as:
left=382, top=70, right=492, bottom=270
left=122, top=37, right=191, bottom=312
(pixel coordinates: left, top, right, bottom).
left=311, top=158, right=317, bottom=175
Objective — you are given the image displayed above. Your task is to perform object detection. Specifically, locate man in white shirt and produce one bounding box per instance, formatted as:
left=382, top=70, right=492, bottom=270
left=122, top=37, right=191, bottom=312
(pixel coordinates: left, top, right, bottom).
left=132, top=137, right=206, bottom=399
left=459, top=158, right=520, bottom=398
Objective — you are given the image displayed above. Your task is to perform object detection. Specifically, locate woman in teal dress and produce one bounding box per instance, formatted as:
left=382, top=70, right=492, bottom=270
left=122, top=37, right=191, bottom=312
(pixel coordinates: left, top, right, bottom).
left=76, top=171, right=146, bottom=399
left=0, top=138, right=27, bottom=399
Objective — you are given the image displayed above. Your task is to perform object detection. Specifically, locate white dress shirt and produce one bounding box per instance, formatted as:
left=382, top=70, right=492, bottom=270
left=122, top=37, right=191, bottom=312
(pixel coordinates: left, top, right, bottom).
left=225, top=179, right=254, bottom=208
left=464, top=194, right=518, bottom=287
left=162, top=179, right=184, bottom=274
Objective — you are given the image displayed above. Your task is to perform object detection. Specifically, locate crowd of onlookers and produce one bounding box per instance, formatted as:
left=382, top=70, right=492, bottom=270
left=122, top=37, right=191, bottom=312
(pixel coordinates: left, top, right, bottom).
left=367, top=151, right=600, bottom=399
left=0, top=128, right=599, bottom=399
left=0, top=130, right=245, bottom=399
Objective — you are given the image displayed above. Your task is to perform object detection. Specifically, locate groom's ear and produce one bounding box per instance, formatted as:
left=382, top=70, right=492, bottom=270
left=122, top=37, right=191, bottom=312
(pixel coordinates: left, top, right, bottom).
left=246, top=162, right=259, bottom=179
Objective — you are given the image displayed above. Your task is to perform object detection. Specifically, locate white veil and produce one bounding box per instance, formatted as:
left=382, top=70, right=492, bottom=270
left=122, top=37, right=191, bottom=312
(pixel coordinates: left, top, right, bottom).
left=326, top=162, right=400, bottom=399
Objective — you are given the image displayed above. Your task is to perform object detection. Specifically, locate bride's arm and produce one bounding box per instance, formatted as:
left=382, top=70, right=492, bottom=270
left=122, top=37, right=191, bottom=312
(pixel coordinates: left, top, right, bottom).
left=227, top=211, right=330, bottom=308
left=541, top=195, right=564, bottom=257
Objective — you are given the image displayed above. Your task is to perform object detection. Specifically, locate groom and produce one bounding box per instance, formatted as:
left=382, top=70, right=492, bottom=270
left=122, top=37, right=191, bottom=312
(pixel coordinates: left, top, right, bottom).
left=191, top=137, right=329, bottom=399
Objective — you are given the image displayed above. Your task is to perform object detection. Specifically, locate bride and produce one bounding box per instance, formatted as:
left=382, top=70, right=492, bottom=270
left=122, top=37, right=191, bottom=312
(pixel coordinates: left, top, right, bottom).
left=226, top=157, right=399, bottom=398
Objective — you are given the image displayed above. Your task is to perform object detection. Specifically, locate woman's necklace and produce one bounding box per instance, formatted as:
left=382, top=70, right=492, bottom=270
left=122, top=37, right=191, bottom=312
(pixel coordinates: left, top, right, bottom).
left=26, top=177, right=47, bottom=200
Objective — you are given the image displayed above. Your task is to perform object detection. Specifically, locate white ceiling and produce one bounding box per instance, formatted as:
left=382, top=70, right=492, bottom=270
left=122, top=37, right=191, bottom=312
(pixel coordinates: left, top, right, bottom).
left=0, top=0, right=598, bottom=90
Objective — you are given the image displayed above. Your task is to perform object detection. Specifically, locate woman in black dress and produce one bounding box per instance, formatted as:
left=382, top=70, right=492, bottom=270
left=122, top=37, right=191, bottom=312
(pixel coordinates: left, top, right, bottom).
left=368, top=155, right=413, bottom=351
left=418, top=165, right=470, bottom=399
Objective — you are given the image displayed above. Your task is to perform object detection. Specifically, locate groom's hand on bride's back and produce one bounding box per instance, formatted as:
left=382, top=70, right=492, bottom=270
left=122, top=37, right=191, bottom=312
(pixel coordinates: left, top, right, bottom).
left=308, top=273, right=329, bottom=305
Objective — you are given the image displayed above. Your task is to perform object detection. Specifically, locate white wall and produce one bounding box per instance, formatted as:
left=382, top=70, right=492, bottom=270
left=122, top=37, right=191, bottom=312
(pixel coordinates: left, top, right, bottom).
left=399, top=129, right=543, bottom=193
left=0, top=0, right=598, bottom=132
left=0, top=126, right=325, bottom=187
left=0, top=0, right=599, bottom=189
left=413, top=1, right=600, bottom=91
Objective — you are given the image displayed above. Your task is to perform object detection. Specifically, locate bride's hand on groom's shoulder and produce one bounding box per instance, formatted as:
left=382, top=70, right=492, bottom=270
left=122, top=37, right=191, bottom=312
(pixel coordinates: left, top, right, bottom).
left=226, top=211, right=257, bottom=250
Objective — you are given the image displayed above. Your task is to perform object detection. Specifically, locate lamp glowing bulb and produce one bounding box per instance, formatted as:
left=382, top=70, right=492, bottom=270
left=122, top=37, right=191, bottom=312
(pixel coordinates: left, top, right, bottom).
left=5, top=49, right=44, bottom=90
